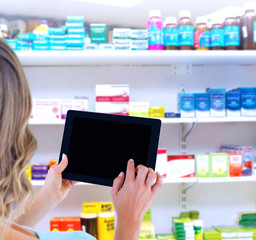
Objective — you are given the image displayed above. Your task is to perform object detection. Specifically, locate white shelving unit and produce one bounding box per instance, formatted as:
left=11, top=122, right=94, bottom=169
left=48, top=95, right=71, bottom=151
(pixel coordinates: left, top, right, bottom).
left=22, top=50, right=256, bottom=232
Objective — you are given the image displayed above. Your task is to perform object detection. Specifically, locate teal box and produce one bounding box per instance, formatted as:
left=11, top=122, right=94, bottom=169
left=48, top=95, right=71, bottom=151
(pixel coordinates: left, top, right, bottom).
left=49, top=35, right=67, bottom=40
left=48, top=28, right=66, bottom=35
left=207, top=88, right=226, bottom=117
left=67, top=34, right=85, bottom=39
left=67, top=39, right=84, bottom=47
left=226, top=91, right=241, bottom=117
left=33, top=40, right=49, bottom=46
left=66, top=16, right=84, bottom=23
left=4, top=39, right=17, bottom=49
left=67, top=46, right=84, bottom=51
left=90, top=24, right=107, bottom=43
left=32, top=45, right=50, bottom=50
left=66, top=22, right=84, bottom=28
left=195, top=93, right=210, bottom=117
left=50, top=45, right=67, bottom=50
left=68, top=28, right=85, bottom=35
left=49, top=40, right=67, bottom=46
left=18, top=33, right=37, bottom=41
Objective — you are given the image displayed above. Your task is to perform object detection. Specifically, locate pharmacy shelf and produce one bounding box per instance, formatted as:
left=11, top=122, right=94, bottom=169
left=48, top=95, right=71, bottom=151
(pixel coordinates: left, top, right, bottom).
left=17, top=50, right=256, bottom=67
left=197, top=176, right=256, bottom=183
left=31, top=176, right=256, bottom=186
left=29, top=117, right=256, bottom=126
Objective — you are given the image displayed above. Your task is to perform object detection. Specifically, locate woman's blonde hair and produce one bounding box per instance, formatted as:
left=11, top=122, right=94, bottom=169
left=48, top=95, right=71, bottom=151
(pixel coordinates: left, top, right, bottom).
left=0, top=39, right=37, bottom=229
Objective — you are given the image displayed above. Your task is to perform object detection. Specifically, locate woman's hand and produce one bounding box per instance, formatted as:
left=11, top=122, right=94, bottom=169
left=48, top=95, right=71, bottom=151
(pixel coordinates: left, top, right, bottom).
left=42, top=154, right=77, bottom=204
left=111, top=159, right=162, bottom=240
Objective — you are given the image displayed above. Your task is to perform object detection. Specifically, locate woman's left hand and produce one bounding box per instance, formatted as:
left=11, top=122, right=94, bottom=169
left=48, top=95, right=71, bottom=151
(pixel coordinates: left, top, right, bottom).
left=42, top=154, right=77, bottom=203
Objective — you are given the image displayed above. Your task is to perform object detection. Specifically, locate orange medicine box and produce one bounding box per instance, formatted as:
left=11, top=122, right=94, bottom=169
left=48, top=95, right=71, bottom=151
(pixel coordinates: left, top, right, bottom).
left=229, top=153, right=243, bottom=177
left=50, top=217, right=81, bottom=232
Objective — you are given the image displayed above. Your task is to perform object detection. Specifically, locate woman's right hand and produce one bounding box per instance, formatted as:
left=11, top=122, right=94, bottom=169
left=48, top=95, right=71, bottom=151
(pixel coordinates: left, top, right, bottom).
left=111, top=159, right=162, bottom=240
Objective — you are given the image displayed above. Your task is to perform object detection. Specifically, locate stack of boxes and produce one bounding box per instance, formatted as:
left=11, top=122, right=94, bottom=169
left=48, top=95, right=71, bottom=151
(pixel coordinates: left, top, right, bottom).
left=139, top=209, right=156, bottom=239
left=130, top=29, right=148, bottom=50
left=26, top=165, right=32, bottom=180
left=113, top=28, right=131, bottom=50
left=66, top=16, right=86, bottom=51
left=31, top=164, right=48, bottom=180
left=50, top=217, right=81, bottom=232
left=172, top=218, right=195, bottom=240
left=48, top=27, right=66, bottom=51
left=16, top=32, right=36, bottom=50
left=95, top=84, right=129, bottom=115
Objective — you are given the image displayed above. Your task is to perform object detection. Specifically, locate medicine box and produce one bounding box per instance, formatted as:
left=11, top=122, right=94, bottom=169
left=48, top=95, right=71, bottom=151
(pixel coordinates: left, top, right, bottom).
left=96, top=84, right=129, bottom=102
left=195, top=93, right=210, bottom=118
left=17, top=33, right=37, bottom=41
left=226, top=91, right=241, bottom=117
left=149, top=106, right=165, bottom=118
left=113, top=39, right=131, bottom=50
left=66, top=16, right=84, bottom=23
left=131, top=40, right=148, bottom=50
left=65, top=22, right=84, bottom=28
left=95, top=102, right=129, bottom=115
left=229, top=153, right=243, bottom=177
left=129, top=102, right=149, bottom=117
left=179, top=93, right=195, bottom=118
left=196, top=154, right=210, bottom=177
left=167, top=155, right=195, bottom=178
left=98, top=43, right=114, bottom=50
left=68, top=28, right=85, bottom=35
left=48, top=27, right=66, bottom=35
left=50, top=217, right=81, bottom=232
left=207, top=88, right=226, bottom=117
left=61, top=98, right=89, bottom=119
left=83, top=201, right=101, bottom=214
left=113, top=28, right=131, bottom=39
left=155, top=149, right=168, bottom=177
left=240, top=87, right=256, bottom=117
left=210, top=153, right=229, bottom=177
left=130, top=29, right=148, bottom=40
left=31, top=99, right=61, bottom=122
left=90, top=23, right=107, bottom=43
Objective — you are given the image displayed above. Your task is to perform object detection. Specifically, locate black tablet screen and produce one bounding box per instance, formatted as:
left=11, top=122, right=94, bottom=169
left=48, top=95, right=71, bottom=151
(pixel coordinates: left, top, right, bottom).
left=66, top=117, right=152, bottom=180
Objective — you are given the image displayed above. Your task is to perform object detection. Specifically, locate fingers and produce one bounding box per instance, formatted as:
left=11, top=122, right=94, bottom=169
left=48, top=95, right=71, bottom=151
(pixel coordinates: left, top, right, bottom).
left=145, top=168, right=156, bottom=188
left=151, top=172, right=163, bottom=195
left=135, top=165, right=149, bottom=183
left=111, top=172, right=125, bottom=198
left=54, top=153, right=68, bottom=174
left=125, top=159, right=135, bottom=183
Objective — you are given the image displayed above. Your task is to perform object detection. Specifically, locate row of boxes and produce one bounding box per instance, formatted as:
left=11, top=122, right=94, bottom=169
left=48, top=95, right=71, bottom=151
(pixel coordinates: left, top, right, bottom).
left=179, top=87, right=256, bottom=118
left=156, top=146, right=253, bottom=179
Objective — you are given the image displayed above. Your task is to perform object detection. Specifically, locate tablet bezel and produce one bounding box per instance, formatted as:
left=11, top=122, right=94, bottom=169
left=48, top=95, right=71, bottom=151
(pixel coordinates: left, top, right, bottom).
left=58, top=110, right=161, bottom=187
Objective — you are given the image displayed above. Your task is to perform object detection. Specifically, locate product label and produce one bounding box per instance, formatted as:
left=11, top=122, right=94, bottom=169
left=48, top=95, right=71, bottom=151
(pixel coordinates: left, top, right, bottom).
left=242, top=26, right=248, bottom=38
left=164, top=28, right=178, bottom=46
left=148, top=25, right=163, bottom=46
left=226, top=93, right=241, bottom=111
left=178, top=25, right=194, bottom=46
left=180, top=95, right=195, bottom=112
left=211, top=94, right=225, bottom=110
left=224, top=25, right=240, bottom=46
left=211, top=154, right=228, bottom=176
left=210, top=29, right=224, bottom=47
left=254, top=21, right=256, bottom=42
left=195, top=94, right=210, bottom=112
left=194, top=30, right=210, bottom=47
left=241, top=93, right=256, bottom=110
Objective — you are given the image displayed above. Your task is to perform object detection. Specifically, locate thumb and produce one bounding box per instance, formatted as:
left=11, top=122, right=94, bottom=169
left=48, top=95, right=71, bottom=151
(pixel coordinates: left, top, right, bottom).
left=55, top=154, right=68, bottom=174
left=111, top=172, right=125, bottom=198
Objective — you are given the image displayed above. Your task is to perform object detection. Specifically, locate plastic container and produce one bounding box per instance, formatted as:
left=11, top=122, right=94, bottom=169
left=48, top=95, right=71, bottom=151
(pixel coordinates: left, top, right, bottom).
left=80, top=212, right=97, bottom=238
left=224, top=13, right=240, bottom=50
left=194, top=16, right=210, bottom=50
left=97, top=212, right=115, bottom=240
left=164, top=17, right=178, bottom=50
left=147, top=9, right=164, bottom=50
left=210, top=18, right=225, bottom=50
left=240, top=2, right=256, bottom=49
left=178, top=10, right=194, bottom=50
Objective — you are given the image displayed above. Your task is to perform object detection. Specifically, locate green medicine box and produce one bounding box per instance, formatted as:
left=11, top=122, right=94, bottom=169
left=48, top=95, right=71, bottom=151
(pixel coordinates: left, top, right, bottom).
left=210, top=153, right=229, bottom=177
left=196, top=154, right=210, bottom=177
left=90, top=24, right=107, bottom=43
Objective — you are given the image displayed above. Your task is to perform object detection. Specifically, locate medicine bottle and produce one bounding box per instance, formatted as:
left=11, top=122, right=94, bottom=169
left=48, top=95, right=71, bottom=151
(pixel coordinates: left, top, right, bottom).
left=240, top=2, right=256, bottom=50
left=224, top=13, right=240, bottom=50
left=178, top=10, right=194, bottom=50
left=147, top=9, right=164, bottom=50
left=194, top=16, right=210, bottom=50
left=97, top=212, right=115, bottom=240
left=210, top=18, right=225, bottom=50
left=80, top=212, right=97, bottom=238
left=164, top=17, right=178, bottom=50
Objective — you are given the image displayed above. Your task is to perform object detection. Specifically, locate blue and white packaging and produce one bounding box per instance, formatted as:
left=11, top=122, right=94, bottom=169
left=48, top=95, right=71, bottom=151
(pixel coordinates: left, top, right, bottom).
left=66, top=22, right=84, bottom=29
left=49, top=35, right=67, bottom=40
left=226, top=91, right=241, bottom=117
left=99, top=44, right=114, bottom=50
left=66, top=16, right=84, bottom=23
left=18, top=33, right=37, bottom=41
left=240, top=87, right=256, bottom=117
left=4, top=39, right=17, bottom=50
left=67, top=39, right=84, bottom=47
left=195, top=93, right=210, bottom=117
left=207, top=88, right=226, bottom=117
left=179, top=93, right=195, bottom=118
left=48, top=28, right=66, bottom=35
left=68, top=28, right=85, bottom=35
left=84, top=43, right=98, bottom=50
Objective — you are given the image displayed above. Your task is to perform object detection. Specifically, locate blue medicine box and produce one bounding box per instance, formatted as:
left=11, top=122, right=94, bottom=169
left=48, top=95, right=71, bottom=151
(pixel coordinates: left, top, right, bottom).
left=195, top=93, right=210, bottom=118
left=207, top=88, right=226, bottom=117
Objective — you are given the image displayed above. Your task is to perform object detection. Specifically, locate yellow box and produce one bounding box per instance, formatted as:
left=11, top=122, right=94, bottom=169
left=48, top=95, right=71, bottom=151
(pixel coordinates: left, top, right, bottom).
left=100, top=202, right=113, bottom=213
left=83, top=201, right=101, bottom=214
left=149, top=107, right=165, bottom=118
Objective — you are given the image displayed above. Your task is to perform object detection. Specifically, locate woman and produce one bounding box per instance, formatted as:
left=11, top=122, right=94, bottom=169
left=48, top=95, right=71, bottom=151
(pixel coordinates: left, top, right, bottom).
left=0, top=39, right=162, bottom=240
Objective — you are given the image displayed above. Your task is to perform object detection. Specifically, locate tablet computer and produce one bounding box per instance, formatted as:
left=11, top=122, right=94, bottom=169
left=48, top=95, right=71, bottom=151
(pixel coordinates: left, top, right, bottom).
left=58, top=110, right=161, bottom=187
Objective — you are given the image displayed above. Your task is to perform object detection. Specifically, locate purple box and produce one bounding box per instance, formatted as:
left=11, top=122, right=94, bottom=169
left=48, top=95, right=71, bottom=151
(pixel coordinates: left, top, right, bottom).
left=32, top=164, right=49, bottom=173
left=32, top=173, right=47, bottom=180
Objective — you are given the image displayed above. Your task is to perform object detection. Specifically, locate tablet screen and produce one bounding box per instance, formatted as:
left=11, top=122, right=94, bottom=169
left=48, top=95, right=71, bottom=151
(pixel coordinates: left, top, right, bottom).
left=59, top=111, right=161, bottom=187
